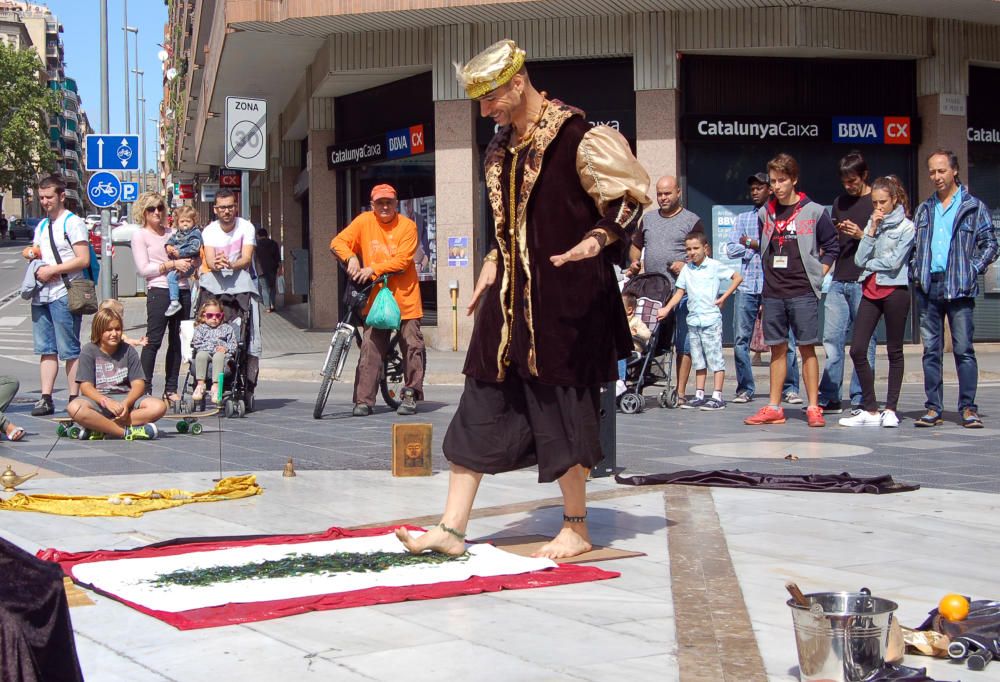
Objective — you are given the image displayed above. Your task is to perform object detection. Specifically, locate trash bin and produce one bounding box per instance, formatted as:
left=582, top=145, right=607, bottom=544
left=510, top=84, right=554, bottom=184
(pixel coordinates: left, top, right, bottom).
left=111, top=240, right=145, bottom=297
left=788, top=588, right=898, bottom=682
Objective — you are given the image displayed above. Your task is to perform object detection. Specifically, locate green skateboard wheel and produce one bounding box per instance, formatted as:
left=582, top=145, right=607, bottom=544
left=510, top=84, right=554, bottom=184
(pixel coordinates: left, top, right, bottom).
left=57, top=424, right=67, bottom=437
left=190, top=422, right=204, bottom=435
left=176, top=420, right=189, bottom=434
left=68, top=426, right=81, bottom=439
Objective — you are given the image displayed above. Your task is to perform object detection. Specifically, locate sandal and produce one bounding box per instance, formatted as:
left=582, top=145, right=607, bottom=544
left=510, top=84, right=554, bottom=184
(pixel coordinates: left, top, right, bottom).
left=162, top=392, right=181, bottom=404
left=3, top=423, right=25, bottom=441
left=962, top=408, right=984, bottom=429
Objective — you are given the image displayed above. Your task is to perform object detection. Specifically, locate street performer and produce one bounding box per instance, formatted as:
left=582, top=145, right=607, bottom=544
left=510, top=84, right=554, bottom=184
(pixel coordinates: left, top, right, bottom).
left=397, top=40, right=650, bottom=559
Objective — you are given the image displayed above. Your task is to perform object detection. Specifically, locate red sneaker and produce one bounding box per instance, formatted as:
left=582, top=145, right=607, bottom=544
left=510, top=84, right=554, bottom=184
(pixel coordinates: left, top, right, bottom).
left=744, top=405, right=786, bottom=425
left=806, top=405, right=826, bottom=427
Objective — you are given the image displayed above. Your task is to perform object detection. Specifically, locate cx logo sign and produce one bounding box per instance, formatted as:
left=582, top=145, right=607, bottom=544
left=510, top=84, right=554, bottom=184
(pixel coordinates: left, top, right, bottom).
left=884, top=117, right=911, bottom=145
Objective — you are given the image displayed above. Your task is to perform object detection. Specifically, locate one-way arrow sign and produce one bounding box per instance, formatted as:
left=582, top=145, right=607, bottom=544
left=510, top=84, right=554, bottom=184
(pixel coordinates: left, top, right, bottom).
left=85, top=134, right=139, bottom=171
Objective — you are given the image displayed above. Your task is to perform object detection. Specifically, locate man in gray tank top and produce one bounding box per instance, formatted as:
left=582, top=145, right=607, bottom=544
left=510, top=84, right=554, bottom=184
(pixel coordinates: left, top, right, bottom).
left=629, top=176, right=704, bottom=403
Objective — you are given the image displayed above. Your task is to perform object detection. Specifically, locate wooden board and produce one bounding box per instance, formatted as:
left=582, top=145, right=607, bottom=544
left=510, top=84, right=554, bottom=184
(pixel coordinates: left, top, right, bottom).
left=392, top=423, right=432, bottom=477
left=64, top=577, right=94, bottom=607
left=161, top=408, right=220, bottom=420
left=483, top=535, right=646, bottom=564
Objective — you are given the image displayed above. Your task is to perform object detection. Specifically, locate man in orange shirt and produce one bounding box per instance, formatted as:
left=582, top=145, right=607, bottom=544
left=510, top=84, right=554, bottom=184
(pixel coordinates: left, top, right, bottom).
left=330, top=184, right=425, bottom=416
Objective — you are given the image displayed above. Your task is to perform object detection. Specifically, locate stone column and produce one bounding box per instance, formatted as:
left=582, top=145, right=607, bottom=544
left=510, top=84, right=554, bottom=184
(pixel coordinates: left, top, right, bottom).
left=916, top=19, right=968, bottom=201
left=308, top=98, right=339, bottom=329
left=636, top=89, right=679, bottom=187
left=432, top=99, right=478, bottom=351
left=279, top=140, right=303, bottom=308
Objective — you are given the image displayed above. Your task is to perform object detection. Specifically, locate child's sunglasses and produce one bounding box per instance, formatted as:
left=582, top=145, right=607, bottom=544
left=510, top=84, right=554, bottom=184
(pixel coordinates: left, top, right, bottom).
left=203, top=312, right=224, bottom=320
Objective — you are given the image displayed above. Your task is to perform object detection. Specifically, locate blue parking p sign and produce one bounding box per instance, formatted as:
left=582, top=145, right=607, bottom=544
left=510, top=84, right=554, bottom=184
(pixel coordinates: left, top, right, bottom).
left=87, top=172, right=121, bottom=208
left=121, top=182, right=139, bottom=203
left=85, top=134, right=139, bottom=171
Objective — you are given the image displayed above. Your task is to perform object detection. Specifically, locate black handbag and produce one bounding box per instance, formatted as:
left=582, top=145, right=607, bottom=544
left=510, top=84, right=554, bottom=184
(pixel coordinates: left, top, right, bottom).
left=45, top=214, right=98, bottom=315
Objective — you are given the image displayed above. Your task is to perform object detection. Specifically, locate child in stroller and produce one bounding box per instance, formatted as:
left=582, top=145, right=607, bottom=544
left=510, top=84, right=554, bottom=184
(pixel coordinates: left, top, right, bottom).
left=179, top=292, right=253, bottom=416
left=617, top=272, right=679, bottom=413
left=189, top=299, right=238, bottom=403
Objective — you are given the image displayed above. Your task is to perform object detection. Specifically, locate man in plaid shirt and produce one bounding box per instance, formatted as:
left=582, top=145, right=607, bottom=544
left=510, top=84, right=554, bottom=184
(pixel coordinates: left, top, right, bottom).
left=725, top=172, right=800, bottom=403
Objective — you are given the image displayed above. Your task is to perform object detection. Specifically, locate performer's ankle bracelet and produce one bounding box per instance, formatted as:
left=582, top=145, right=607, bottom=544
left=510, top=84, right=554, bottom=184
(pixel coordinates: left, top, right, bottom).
left=563, top=513, right=587, bottom=524
left=439, top=522, right=466, bottom=540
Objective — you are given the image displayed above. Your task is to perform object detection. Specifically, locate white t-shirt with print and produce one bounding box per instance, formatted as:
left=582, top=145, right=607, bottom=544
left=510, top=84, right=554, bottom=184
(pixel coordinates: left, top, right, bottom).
left=201, top=217, right=256, bottom=269
left=32, top=210, right=88, bottom=303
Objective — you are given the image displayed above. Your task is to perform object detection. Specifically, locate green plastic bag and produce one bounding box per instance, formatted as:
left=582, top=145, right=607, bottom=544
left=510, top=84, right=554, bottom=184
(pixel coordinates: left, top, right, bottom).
left=365, top=276, right=401, bottom=330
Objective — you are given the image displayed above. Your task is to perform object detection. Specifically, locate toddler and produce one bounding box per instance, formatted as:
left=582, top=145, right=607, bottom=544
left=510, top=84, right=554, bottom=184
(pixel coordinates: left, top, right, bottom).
left=99, top=299, right=148, bottom=348
left=190, top=299, right=238, bottom=403
left=164, top=205, right=203, bottom=317
left=617, top=293, right=651, bottom=395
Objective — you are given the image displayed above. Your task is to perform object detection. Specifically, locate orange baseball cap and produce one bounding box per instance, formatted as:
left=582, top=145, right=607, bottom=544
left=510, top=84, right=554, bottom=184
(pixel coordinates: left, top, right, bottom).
left=370, top=184, right=397, bottom=201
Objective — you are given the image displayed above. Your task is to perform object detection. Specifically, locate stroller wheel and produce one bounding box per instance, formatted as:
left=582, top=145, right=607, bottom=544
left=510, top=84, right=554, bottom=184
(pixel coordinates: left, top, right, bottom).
left=235, top=400, right=246, bottom=418
left=620, top=392, right=644, bottom=414
left=224, top=399, right=235, bottom=418
left=658, top=389, right=679, bottom=409
left=244, top=393, right=255, bottom=413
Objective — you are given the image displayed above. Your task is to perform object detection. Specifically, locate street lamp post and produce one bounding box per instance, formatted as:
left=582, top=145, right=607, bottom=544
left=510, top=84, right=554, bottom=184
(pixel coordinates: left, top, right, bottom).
left=148, top=118, right=160, bottom=193
left=133, top=68, right=145, bottom=192
left=122, top=1, right=130, bottom=137
left=125, top=24, right=137, bottom=187
left=100, top=0, right=113, bottom=299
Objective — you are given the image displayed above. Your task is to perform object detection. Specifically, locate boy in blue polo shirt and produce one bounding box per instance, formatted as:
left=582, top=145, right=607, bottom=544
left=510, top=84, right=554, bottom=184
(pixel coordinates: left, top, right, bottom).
left=657, top=232, right=743, bottom=410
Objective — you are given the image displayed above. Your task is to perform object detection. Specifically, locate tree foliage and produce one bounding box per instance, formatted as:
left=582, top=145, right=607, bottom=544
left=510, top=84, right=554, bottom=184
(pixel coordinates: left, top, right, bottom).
left=0, top=41, right=61, bottom=195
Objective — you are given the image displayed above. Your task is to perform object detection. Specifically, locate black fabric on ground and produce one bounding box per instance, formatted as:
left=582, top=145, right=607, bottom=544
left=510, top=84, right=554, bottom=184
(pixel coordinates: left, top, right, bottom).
left=615, top=469, right=920, bottom=494
left=0, top=536, right=84, bottom=682
left=866, top=663, right=947, bottom=681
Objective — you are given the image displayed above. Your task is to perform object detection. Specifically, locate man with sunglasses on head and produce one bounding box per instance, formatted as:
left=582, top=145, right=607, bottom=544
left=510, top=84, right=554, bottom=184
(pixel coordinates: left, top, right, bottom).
left=199, top=188, right=262, bottom=405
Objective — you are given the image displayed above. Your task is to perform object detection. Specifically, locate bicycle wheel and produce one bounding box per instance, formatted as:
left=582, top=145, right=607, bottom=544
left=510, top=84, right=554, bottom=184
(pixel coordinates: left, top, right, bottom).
left=379, top=331, right=408, bottom=410
left=313, top=330, right=351, bottom=419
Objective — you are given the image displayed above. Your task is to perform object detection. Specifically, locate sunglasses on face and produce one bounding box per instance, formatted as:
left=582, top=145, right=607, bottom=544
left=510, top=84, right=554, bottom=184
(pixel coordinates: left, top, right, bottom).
left=146, top=205, right=165, bottom=213
left=203, top=312, right=224, bottom=320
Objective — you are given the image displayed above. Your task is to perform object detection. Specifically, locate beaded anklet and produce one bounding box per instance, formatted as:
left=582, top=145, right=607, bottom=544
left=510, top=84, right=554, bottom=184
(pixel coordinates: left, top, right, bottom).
left=563, top=513, right=587, bottom=524
left=439, top=523, right=466, bottom=540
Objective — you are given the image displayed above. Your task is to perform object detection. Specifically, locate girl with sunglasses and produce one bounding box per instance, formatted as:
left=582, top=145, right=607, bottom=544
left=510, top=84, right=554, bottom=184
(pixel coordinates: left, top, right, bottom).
left=190, top=299, right=237, bottom=403
left=130, top=192, right=195, bottom=404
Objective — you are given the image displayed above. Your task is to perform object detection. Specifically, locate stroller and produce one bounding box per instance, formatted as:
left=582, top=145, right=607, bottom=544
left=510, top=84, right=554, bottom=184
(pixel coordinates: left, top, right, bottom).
left=178, top=292, right=256, bottom=417
left=618, top=272, right=679, bottom=414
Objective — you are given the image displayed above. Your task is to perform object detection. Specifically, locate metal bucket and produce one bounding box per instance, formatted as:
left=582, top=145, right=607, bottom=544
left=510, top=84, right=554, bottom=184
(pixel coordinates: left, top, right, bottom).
left=787, top=588, right=898, bottom=682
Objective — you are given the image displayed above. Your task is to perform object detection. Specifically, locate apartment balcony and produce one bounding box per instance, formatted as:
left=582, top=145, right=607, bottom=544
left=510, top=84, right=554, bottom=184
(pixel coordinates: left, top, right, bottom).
left=45, top=20, right=59, bottom=34
left=64, top=188, right=80, bottom=203
left=64, top=148, right=80, bottom=164
left=63, top=109, right=78, bottom=124
left=63, top=77, right=78, bottom=93
left=46, top=43, right=60, bottom=59
left=63, top=89, right=78, bottom=106
left=60, top=125, right=74, bottom=142
left=63, top=168, right=81, bottom=185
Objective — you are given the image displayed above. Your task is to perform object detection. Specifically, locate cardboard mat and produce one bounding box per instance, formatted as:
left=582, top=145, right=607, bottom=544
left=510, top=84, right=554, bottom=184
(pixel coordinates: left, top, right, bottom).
left=484, top=535, right=645, bottom=564
left=63, top=577, right=94, bottom=607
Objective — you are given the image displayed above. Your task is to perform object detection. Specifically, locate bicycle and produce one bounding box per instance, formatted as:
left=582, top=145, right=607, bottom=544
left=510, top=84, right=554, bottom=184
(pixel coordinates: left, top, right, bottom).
left=312, top=273, right=411, bottom=419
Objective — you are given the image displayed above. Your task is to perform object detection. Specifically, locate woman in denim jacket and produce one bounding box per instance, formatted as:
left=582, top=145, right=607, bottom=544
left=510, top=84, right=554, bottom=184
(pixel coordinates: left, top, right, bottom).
left=839, top=176, right=915, bottom=428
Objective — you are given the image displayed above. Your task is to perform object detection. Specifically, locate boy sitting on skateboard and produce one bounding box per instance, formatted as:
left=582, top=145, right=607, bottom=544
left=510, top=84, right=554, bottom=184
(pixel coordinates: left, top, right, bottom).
left=67, top=308, right=167, bottom=440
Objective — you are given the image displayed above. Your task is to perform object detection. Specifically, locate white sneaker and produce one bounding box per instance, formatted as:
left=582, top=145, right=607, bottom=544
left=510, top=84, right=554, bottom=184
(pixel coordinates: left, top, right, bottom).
left=838, top=410, right=882, bottom=427
left=880, top=410, right=900, bottom=428
left=165, top=300, right=183, bottom=317
left=615, top=380, right=627, bottom=397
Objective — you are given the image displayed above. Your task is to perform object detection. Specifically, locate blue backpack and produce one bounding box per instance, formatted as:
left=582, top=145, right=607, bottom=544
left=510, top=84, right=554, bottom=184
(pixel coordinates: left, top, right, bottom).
left=40, top=213, right=100, bottom=282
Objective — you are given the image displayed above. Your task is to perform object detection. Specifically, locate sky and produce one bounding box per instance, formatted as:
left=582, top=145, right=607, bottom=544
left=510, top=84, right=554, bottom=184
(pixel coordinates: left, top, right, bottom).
left=44, top=0, right=168, bottom=175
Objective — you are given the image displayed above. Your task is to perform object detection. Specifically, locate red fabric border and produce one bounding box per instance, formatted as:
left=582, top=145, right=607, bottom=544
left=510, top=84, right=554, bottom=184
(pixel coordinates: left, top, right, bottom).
left=37, top=525, right=620, bottom=630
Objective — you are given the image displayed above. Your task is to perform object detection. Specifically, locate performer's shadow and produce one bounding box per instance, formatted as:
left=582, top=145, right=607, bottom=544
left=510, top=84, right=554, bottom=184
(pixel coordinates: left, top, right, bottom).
left=475, top=503, right=673, bottom=548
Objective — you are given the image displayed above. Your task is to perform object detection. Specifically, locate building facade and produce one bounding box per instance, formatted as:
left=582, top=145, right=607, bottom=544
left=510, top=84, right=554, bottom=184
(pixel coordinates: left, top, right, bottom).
left=164, top=0, right=1000, bottom=347
left=1, top=1, right=90, bottom=218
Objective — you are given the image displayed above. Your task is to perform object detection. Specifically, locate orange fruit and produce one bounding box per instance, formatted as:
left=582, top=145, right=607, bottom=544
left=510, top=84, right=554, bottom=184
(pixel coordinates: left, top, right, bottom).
left=938, top=593, right=969, bottom=621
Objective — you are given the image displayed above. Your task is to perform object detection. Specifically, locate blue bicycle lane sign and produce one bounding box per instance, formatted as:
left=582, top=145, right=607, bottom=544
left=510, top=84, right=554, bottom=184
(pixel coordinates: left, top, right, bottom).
left=87, top=172, right=122, bottom=208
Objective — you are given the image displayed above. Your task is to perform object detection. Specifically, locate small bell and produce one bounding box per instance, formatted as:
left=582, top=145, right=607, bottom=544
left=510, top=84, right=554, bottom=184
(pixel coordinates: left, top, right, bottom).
left=282, top=458, right=296, bottom=477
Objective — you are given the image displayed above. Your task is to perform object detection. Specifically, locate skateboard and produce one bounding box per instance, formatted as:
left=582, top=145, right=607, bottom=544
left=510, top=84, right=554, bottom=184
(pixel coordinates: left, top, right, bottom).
left=53, top=408, right=220, bottom=437
left=160, top=408, right=220, bottom=435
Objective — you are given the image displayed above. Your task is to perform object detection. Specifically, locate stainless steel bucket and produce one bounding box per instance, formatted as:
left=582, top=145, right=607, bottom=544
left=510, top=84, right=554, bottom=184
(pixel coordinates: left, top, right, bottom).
left=787, top=588, right=898, bottom=682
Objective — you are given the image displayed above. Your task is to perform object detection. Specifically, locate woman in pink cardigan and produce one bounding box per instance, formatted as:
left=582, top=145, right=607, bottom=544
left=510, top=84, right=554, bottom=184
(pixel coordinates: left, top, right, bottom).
left=130, top=192, right=195, bottom=403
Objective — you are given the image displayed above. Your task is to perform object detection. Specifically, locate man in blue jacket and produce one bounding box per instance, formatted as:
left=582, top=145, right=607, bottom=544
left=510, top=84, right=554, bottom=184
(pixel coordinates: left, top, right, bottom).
left=910, top=149, right=998, bottom=428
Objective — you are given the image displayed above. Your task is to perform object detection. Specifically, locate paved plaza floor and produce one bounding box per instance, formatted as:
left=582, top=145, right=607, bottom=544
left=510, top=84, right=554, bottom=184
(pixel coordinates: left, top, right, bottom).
left=1, top=271, right=998, bottom=680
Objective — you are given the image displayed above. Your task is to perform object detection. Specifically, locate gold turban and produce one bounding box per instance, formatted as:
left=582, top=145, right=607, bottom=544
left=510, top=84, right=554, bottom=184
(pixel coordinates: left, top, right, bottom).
left=455, top=39, right=526, bottom=100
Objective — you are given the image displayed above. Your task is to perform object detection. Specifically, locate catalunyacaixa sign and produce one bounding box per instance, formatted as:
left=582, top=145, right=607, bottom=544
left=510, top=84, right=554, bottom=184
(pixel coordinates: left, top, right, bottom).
left=682, top=115, right=917, bottom=145
left=327, top=124, right=432, bottom=169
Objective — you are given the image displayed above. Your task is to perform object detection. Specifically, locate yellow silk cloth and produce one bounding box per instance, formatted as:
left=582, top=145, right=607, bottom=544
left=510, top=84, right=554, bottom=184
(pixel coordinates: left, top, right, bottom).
left=0, top=475, right=261, bottom=517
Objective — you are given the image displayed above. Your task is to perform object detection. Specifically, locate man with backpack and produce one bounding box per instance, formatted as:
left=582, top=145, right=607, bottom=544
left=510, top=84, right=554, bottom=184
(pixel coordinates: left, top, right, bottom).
left=23, top=175, right=92, bottom=416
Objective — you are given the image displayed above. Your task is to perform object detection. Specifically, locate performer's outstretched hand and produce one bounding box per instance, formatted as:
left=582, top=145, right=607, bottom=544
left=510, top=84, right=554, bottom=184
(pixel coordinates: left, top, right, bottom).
left=466, top=260, right=497, bottom=315
left=550, top=235, right=602, bottom=267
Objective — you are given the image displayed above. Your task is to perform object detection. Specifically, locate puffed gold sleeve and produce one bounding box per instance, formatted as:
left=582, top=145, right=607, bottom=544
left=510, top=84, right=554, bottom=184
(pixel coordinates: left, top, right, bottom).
left=576, top=126, right=652, bottom=245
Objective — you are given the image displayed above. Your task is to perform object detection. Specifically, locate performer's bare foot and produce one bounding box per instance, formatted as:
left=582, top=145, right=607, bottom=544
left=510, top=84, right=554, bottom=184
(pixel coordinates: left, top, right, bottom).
left=532, top=527, right=592, bottom=560
left=395, top=525, right=466, bottom=556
